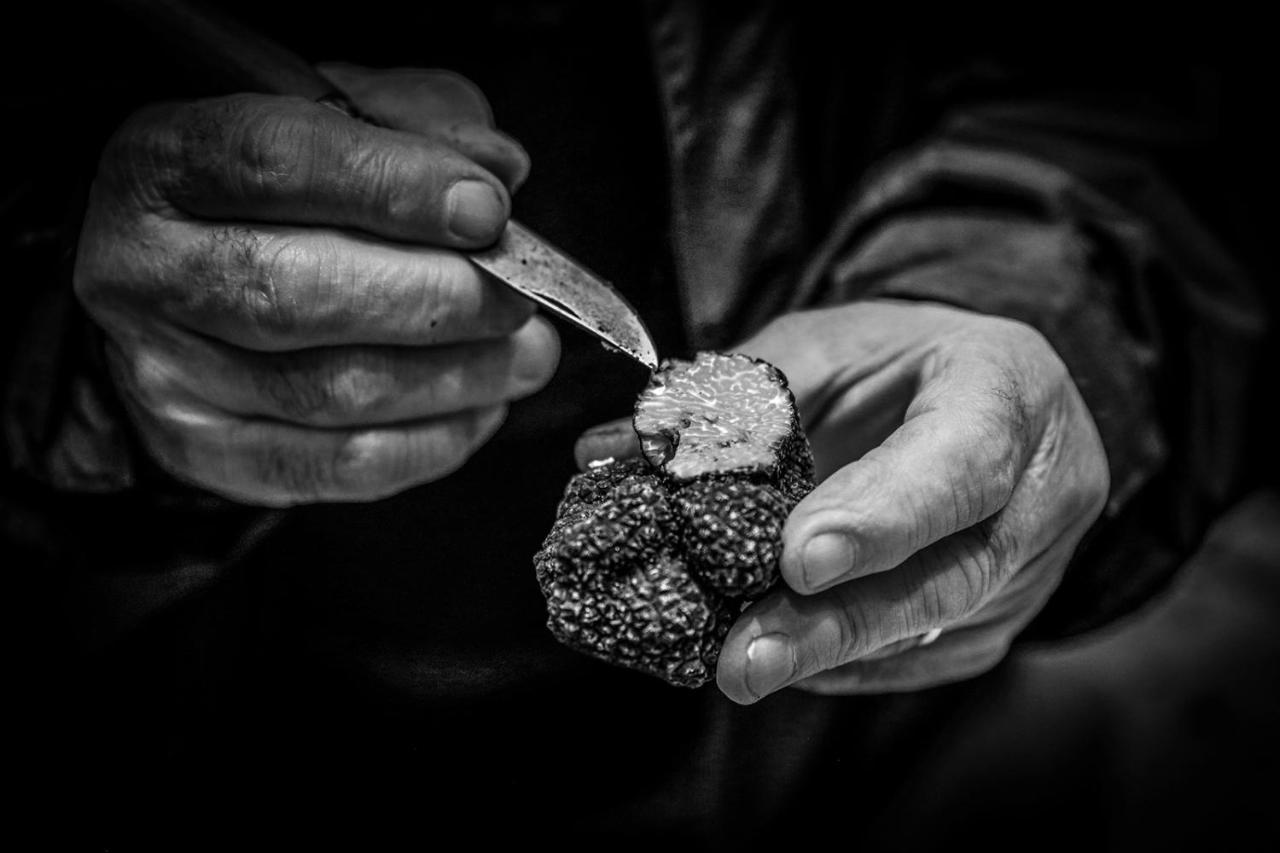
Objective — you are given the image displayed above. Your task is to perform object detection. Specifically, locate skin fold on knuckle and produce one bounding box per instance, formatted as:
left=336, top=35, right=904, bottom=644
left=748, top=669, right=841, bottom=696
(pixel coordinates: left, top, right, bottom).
left=345, top=139, right=437, bottom=231
left=177, top=225, right=304, bottom=344
left=149, top=96, right=286, bottom=210
left=94, top=102, right=189, bottom=213
left=249, top=350, right=385, bottom=424
left=211, top=96, right=323, bottom=206
left=326, top=430, right=406, bottom=498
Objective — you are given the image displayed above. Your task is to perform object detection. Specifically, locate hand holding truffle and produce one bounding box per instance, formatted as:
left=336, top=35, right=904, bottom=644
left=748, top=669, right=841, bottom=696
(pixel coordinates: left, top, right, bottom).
left=716, top=299, right=1109, bottom=701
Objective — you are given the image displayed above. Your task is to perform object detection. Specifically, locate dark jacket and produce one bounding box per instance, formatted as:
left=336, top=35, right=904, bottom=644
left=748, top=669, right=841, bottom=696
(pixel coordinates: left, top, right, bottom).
left=2, top=2, right=1271, bottom=847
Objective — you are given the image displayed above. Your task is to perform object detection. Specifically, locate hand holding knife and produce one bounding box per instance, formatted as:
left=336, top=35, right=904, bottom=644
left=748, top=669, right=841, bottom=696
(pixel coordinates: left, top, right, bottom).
left=113, top=0, right=659, bottom=371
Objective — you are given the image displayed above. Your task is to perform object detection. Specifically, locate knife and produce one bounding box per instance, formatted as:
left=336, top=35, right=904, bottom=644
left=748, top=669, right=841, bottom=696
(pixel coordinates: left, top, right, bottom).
left=469, top=221, right=658, bottom=369
left=113, top=0, right=660, bottom=371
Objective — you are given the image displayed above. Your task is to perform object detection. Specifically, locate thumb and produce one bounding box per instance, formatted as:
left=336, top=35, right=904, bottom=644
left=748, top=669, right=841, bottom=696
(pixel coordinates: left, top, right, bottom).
left=317, top=62, right=531, bottom=192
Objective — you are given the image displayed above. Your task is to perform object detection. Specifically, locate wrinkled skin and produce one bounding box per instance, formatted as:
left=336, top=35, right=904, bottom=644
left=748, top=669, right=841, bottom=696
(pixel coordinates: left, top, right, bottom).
left=74, top=64, right=560, bottom=505
left=576, top=300, right=1109, bottom=700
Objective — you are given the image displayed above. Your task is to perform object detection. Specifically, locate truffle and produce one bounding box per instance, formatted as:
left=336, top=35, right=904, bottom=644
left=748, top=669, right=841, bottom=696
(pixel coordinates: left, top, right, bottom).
left=534, top=352, right=815, bottom=687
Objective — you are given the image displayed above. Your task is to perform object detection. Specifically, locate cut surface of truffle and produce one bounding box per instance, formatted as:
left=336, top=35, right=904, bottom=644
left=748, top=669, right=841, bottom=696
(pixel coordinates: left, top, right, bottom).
left=633, top=352, right=798, bottom=482
left=534, top=351, right=815, bottom=688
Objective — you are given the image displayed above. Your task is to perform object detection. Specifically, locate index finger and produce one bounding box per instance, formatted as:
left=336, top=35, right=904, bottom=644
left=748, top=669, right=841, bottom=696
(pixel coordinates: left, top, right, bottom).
left=105, top=95, right=510, bottom=248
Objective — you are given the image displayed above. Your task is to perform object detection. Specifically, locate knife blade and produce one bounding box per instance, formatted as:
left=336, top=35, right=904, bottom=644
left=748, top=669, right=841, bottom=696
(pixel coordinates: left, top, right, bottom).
left=470, top=221, right=658, bottom=370
left=114, top=0, right=660, bottom=371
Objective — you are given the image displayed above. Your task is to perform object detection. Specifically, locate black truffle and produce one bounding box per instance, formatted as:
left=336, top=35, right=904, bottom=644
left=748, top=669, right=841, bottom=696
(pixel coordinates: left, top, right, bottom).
left=534, top=352, right=815, bottom=687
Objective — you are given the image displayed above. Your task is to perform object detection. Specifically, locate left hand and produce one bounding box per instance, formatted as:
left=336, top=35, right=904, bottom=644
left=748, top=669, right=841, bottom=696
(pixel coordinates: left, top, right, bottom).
left=577, top=299, right=1109, bottom=702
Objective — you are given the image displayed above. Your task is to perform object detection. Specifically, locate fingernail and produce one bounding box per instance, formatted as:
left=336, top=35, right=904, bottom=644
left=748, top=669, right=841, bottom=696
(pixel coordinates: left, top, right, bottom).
left=802, top=533, right=854, bottom=590
left=447, top=180, right=503, bottom=242
left=745, top=633, right=795, bottom=699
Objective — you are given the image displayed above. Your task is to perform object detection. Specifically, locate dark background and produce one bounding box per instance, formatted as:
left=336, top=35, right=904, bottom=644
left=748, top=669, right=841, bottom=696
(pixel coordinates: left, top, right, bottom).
left=3, top=3, right=1277, bottom=849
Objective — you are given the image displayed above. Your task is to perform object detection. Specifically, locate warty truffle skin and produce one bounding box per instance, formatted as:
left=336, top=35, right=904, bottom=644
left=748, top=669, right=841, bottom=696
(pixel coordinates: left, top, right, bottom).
left=534, top=352, right=815, bottom=688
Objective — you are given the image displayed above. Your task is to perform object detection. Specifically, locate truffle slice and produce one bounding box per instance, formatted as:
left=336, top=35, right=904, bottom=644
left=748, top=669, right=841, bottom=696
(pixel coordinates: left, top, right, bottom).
left=534, top=351, right=815, bottom=688
left=633, top=352, right=814, bottom=502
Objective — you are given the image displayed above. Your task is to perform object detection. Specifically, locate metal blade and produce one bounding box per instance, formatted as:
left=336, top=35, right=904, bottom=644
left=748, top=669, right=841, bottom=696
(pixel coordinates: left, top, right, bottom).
left=468, top=220, right=659, bottom=371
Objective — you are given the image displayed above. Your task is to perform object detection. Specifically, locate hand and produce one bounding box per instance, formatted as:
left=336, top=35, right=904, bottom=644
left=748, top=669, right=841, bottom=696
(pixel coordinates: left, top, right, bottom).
left=74, top=65, right=559, bottom=505
left=575, top=299, right=1108, bottom=700
left=716, top=300, right=1109, bottom=701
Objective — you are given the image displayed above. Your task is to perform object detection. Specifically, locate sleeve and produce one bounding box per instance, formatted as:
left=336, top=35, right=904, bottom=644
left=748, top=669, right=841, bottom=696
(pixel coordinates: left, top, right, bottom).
left=793, top=46, right=1268, bottom=636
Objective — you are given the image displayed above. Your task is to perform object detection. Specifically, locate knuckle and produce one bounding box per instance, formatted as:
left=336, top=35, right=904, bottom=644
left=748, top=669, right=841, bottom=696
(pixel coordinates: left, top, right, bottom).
left=184, top=226, right=291, bottom=331
left=97, top=103, right=182, bottom=199
left=254, top=351, right=394, bottom=423
left=350, top=142, right=420, bottom=222
left=354, top=141, right=457, bottom=234
left=249, top=236, right=315, bottom=336
left=122, top=347, right=182, bottom=411
left=217, top=97, right=316, bottom=199
left=103, top=339, right=200, bottom=425
left=323, top=355, right=391, bottom=417
left=330, top=431, right=391, bottom=494
left=249, top=438, right=328, bottom=500
left=254, top=355, right=330, bottom=420
left=166, top=96, right=326, bottom=205
left=330, top=423, right=466, bottom=498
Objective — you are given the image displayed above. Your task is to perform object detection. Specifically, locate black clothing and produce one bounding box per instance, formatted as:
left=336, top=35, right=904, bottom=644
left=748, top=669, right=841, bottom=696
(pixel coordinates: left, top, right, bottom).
left=3, top=4, right=1276, bottom=849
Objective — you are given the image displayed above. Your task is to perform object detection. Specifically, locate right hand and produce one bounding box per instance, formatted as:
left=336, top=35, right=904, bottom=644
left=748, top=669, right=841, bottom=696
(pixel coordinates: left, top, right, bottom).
left=74, top=67, right=559, bottom=506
